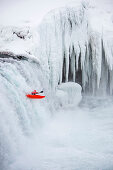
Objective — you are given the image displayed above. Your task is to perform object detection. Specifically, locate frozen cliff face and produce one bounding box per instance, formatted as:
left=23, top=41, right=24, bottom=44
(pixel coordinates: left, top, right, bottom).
left=39, top=2, right=89, bottom=90
left=38, top=0, right=113, bottom=95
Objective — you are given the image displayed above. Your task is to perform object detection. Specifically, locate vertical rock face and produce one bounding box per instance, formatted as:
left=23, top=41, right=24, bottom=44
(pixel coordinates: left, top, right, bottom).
left=38, top=1, right=113, bottom=95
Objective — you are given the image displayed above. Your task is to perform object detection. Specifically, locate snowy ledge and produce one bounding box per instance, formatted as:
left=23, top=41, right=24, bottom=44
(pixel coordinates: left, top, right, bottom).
left=0, top=25, right=40, bottom=63
left=0, top=51, right=28, bottom=60
left=0, top=50, right=41, bottom=66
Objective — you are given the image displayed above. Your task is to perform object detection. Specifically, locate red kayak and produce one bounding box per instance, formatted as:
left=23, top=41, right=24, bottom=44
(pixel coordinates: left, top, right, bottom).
left=26, top=94, right=45, bottom=99
left=26, top=90, right=45, bottom=99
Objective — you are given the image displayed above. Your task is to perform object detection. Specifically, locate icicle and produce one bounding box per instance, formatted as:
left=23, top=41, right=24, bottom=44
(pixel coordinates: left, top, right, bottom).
left=38, top=3, right=113, bottom=95
left=65, top=50, right=69, bottom=82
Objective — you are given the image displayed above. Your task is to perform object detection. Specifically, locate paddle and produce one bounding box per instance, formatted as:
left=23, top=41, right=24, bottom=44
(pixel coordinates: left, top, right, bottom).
left=39, top=91, right=43, bottom=93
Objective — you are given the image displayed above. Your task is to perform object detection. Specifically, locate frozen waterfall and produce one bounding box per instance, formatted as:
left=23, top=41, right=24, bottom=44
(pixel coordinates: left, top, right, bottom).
left=0, top=55, right=51, bottom=169
left=0, top=54, right=113, bottom=170
left=38, top=2, right=113, bottom=95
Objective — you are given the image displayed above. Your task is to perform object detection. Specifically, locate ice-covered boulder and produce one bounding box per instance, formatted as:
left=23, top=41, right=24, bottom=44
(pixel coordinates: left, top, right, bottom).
left=55, top=82, right=82, bottom=108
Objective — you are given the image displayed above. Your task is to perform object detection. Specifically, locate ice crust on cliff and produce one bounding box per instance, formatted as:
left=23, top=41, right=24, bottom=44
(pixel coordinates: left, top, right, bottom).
left=38, top=0, right=113, bottom=94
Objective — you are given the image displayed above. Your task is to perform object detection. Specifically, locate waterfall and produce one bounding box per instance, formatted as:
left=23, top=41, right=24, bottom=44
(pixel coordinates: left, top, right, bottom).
left=0, top=55, right=50, bottom=169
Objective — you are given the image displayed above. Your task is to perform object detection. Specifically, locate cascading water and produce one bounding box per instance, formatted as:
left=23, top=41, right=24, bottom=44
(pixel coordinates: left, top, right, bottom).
left=0, top=55, right=51, bottom=170
left=0, top=54, right=113, bottom=170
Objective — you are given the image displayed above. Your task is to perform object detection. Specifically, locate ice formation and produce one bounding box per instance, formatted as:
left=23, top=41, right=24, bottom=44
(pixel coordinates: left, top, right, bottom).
left=55, top=82, right=82, bottom=108
left=0, top=0, right=113, bottom=96
left=38, top=0, right=113, bottom=95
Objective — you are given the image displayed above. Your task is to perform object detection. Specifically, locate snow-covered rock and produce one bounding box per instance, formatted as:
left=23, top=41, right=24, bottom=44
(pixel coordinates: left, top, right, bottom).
left=55, top=82, right=82, bottom=108
left=0, top=26, right=39, bottom=61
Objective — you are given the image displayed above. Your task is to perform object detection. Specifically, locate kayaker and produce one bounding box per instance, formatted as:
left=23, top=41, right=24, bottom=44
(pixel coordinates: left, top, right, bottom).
left=31, top=90, right=43, bottom=95
left=31, top=90, right=38, bottom=95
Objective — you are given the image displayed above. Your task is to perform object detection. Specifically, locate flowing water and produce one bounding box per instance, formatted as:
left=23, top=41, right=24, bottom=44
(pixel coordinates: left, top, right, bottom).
left=0, top=59, right=113, bottom=170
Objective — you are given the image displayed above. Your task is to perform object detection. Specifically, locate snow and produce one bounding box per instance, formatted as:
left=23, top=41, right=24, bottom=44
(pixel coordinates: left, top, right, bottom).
left=55, top=82, right=82, bottom=108
left=0, top=26, right=40, bottom=61
left=88, top=0, right=113, bottom=33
